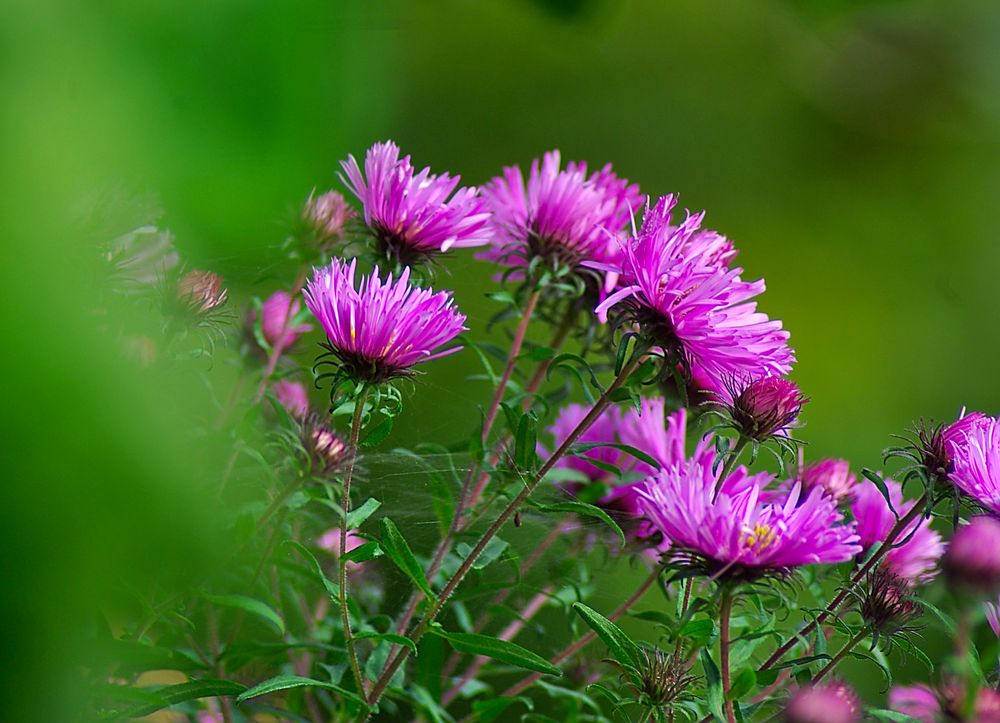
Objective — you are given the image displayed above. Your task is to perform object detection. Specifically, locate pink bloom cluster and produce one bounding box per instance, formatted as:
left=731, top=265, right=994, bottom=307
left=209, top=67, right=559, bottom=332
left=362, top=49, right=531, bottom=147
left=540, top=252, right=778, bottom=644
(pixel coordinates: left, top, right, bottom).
left=947, top=413, right=1000, bottom=514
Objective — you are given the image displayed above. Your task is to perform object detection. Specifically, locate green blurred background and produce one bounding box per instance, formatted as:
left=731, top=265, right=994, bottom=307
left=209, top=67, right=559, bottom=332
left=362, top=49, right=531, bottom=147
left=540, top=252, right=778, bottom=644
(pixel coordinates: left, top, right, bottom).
left=3, top=0, right=999, bottom=718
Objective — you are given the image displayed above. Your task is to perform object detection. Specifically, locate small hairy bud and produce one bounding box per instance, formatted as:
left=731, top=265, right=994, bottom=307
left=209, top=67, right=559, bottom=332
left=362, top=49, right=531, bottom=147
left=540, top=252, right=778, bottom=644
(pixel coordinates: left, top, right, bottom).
left=177, top=269, right=228, bottom=315
left=727, top=376, right=806, bottom=441
left=944, top=516, right=1000, bottom=597
left=302, top=189, right=355, bottom=249
left=302, top=415, right=351, bottom=474
left=859, top=568, right=920, bottom=634
left=784, top=681, right=860, bottom=723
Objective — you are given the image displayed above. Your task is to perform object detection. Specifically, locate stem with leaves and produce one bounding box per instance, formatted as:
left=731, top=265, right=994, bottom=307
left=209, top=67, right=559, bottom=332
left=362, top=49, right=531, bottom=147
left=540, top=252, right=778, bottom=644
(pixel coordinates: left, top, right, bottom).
left=720, top=588, right=736, bottom=723
left=812, top=627, right=867, bottom=684
left=340, top=386, right=369, bottom=697
left=759, top=492, right=928, bottom=671
left=363, top=355, right=644, bottom=716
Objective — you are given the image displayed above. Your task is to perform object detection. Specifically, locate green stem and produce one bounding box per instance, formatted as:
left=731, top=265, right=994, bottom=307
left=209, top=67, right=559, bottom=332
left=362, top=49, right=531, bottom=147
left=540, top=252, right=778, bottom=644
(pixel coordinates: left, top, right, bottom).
left=341, top=386, right=369, bottom=699
left=720, top=589, right=736, bottom=723
left=759, top=491, right=928, bottom=670
left=812, top=627, right=867, bottom=684
left=714, top=436, right=748, bottom=501
left=362, top=356, right=644, bottom=718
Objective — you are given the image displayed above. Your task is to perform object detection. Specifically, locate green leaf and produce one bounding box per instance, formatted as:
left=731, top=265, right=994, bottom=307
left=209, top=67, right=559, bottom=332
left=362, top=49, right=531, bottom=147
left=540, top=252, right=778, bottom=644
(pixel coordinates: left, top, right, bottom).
left=380, top=517, right=435, bottom=600
left=728, top=668, right=756, bottom=701
left=455, top=536, right=509, bottom=571
left=342, top=541, right=383, bottom=563
left=411, top=684, right=450, bottom=723
left=700, top=648, right=725, bottom=722
left=203, top=593, right=284, bottom=636
left=361, top=416, right=393, bottom=447
left=283, top=540, right=338, bottom=601
left=867, top=710, right=915, bottom=722
left=346, top=497, right=381, bottom=529
left=571, top=441, right=661, bottom=471
left=236, top=674, right=366, bottom=707
left=428, top=625, right=561, bottom=676
left=862, top=468, right=897, bottom=518
left=514, top=412, right=538, bottom=470
left=530, top=500, right=625, bottom=546
left=571, top=602, right=641, bottom=669
left=765, top=653, right=831, bottom=671
left=354, top=630, right=417, bottom=655
left=100, top=679, right=246, bottom=719
left=473, top=695, right=533, bottom=722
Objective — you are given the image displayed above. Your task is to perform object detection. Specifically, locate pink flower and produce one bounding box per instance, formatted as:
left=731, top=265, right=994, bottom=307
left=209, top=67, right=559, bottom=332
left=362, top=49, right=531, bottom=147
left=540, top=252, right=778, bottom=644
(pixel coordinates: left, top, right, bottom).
left=636, top=446, right=860, bottom=577
left=785, top=681, right=860, bottom=723
left=889, top=685, right=940, bottom=722
left=302, top=189, right=356, bottom=246
left=260, top=291, right=312, bottom=352
left=304, top=258, right=466, bottom=383
left=273, top=380, right=309, bottom=418
left=850, top=477, right=943, bottom=583
left=890, top=683, right=1000, bottom=722
left=799, top=459, right=856, bottom=502
left=595, top=196, right=794, bottom=394
left=724, top=376, right=806, bottom=441
left=340, top=141, right=490, bottom=265
left=478, top=150, right=641, bottom=280
left=943, top=516, right=1000, bottom=596
left=948, top=414, right=1000, bottom=514
left=318, top=529, right=368, bottom=571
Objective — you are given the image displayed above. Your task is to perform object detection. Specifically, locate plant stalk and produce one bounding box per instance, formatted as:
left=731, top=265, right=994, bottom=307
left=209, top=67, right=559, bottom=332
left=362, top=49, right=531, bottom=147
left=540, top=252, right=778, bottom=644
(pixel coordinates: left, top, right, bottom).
left=340, top=386, right=369, bottom=698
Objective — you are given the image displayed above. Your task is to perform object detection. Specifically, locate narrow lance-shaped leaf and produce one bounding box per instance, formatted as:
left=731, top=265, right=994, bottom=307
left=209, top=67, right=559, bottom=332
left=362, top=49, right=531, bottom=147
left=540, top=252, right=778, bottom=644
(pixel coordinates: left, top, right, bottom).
left=236, top=674, right=367, bottom=707
left=380, top=517, right=435, bottom=600
left=571, top=602, right=641, bottom=670
left=428, top=624, right=561, bottom=676
left=202, top=593, right=284, bottom=636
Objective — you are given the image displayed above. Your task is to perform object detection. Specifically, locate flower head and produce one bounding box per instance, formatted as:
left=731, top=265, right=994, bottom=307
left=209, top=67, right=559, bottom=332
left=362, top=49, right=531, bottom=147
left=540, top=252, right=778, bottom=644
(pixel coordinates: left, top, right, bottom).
left=260, top=291, right=312, bottom=352
left=798, top=459, right=856, bottom=502
left=302, top=189, right=356, bottom=250
left=636, top=447, right=860, bottom=579
left=850, top=477, right=943, bottom=582
left=301, top=415, right=351, bottom=474
left=596, top=196, right=794, bottom=393
left=943, top=516, right=1000, bottom=597
left=273, top=380, right=309, bottom=419
left=947, top=414, right=1000, bottom=514
left=724, top=376, right=806, bottom=442
left=176, top=269, right=228, bottom=315
left=340, top=141, right=490, bottom=265
left=784, top=681, right=860, bottom=723
left=304, top=258, right=466, bottom=383
left=479, top=150, right=641, bottom=278
left=857, top=567, right=921, bottom=634
left=891, top=683, right=1000, bottom=722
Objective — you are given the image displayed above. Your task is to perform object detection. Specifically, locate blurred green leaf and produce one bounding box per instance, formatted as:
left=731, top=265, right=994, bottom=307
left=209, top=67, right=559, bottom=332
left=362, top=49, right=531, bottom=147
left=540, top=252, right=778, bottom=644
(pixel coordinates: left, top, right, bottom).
left=379, top=517, right=435, bottom=600
left=236, top=674, right=366, bottom=707
left=203, top=593, right=285, bottom=636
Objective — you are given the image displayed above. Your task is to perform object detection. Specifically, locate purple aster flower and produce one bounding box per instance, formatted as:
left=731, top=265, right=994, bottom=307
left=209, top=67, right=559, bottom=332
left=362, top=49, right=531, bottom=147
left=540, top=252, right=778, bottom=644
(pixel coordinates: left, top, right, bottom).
left=948, top=414, right=1000, bottom=514
left=799, top=459, right=857, bottom=502
left=943, top=516, right=1000, bottom=596
left=339, top=141, right=491, bottom=265
left=546, top=403, right=622, bottom=485
left=304, top=258, right=466, bottom=383
left=260, top=291, right=313, bottom=352
left=850, top=477, right=943, bottom=583
left=891, top=683, right=1000, bottom=722
left=722, top=375, right=807, bottom=442
left=478, top=150, right=642, bottom=280
left=273, top=379, right=309, bottom=419
left=784, top=681, right=860, bottom=723
left=636, top=446, right=860, bottom=579
left=595, top=196, right=794, bottom=394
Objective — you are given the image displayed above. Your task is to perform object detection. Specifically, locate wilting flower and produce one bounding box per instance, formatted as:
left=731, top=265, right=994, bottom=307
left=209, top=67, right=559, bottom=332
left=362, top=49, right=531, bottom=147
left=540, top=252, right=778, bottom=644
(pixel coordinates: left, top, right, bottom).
left=595, top=196, right=794, bottom=393
left=851, top=477, right=943, bottom=583
left=636, top=447, right=860, bottom=580
left=304, top=258, right=466, bottom=383
left=259, top=291, right=312, bottom=352
left=339, top=141, right=490, bottom=265
left=947, top=414, right=1000, bottom=514
left=479, top=150, right=641, bottom=277
left=723, top=376, right=806, bottom=441
left=273, top=379, right=309, bottom=418
left=302, top=189, right=356, bottom=249
left=890, top=683, right=1000, bottom=722
left=943, top=516, right=1000, bottom=597
left=784, top=681, right=860, bottom=723
left=176, top=269, right=228, bottom=316
left=798, top=459, right=856, bottom=502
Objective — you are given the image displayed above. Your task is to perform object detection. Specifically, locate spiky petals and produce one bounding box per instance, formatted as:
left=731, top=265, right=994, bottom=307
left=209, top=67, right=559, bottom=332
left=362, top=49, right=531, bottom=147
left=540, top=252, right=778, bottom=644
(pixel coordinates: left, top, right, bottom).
left=339, top=141, right=490, bottom=265
left=636, top=448, right=860, bottom=578
left=595, top=196, right=794, bottom=393
left=948, top=414, right=1000, bottom=514
left=304, top=258, right=466, bottom=383
left=478, top=150, right=642, bottom=272
left=850, top=477, right=943, bottom=583
left=800, top=459, right=857, bottom=502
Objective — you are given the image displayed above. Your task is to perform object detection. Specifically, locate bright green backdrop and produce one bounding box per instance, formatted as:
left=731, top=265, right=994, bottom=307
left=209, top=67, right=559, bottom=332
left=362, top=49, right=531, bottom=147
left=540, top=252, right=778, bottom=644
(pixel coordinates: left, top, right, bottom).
left=2, top=0, right=998, bottom=719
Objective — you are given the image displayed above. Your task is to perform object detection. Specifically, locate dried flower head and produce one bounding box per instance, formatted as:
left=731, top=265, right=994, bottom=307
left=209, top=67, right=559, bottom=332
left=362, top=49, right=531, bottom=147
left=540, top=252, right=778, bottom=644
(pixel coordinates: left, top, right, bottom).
left=784, top=681, right=860, bottom=723
left=304, top=258, right=466, bottom=384
left=943, top=516, right=1000, bottom=597
left=176, top=269, right=228, bottom=315
left=340, top=141, right=490, bottom=266
left=596, top=196, right=794, bottom=394
left=724, top=376, right=807, bottom=442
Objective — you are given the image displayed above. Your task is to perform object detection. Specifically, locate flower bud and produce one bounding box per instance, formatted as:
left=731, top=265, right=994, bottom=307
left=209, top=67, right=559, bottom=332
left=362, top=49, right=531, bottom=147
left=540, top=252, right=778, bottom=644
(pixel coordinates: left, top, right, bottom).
left=302, top=416, right=351, bottom=474
left=273, top=380, right=309, bottom=419
left=728, top=376, right=807, bottom=441
left=260, top=291, right=312, bottom=351
left=859, top=567, right=921, bottom=634
left=177, top=269, right=228, bottom=314
left=303, top=190, right=355, bottom=248
left=944, top=516, right=1000, bottom=597
left=784, top=681, right=860, bottom=723
left=799, top=459, right=856, bottom=502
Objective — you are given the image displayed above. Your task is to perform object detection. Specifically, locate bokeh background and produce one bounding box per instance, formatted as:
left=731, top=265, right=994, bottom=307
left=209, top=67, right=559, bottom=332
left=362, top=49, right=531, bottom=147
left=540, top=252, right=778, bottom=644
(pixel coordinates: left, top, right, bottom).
left=3, top=0, right=999, bottom=719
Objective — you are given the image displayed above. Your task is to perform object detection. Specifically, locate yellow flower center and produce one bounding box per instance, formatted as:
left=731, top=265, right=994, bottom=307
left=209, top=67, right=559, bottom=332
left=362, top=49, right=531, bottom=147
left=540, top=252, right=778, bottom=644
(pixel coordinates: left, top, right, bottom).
left=743, top=523, right=778, bottom=553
